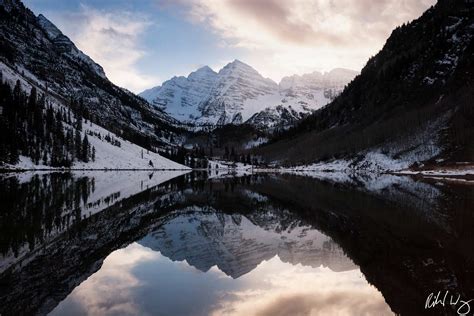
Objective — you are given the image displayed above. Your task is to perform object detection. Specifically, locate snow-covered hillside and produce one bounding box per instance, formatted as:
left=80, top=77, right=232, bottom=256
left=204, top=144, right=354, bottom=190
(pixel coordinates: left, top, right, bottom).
left=12, top=123, right=189, bottom=170
left=0, top=61, right=188, bottom=170
left=140, top=60, right=357, bottom=128
left=0, top=1, right=181, bottom=152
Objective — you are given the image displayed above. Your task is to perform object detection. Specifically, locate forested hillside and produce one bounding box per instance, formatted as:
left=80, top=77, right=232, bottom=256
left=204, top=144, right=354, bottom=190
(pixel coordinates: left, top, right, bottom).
left=256, top=0, right=473, bottom=166
left=0, top=77, right=99, bottom=166
left=0, top=0, right=186, bottom=159
left=0, top=64, right=187, bottom=170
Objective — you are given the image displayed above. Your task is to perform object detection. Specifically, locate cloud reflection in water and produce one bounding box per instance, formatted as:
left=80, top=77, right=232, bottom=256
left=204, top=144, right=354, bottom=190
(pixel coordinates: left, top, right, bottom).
left=51, top=242, right=393, bottom=316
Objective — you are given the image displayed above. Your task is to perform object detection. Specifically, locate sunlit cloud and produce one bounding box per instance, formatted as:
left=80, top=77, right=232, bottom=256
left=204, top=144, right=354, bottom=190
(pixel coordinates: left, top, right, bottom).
left=50, top=243, right=392, bottom=316
left=210, top=257, right=393, bottom=316
left=157, top=0, right=436, bottom=80
left=49, top=5, right=160, bottom=93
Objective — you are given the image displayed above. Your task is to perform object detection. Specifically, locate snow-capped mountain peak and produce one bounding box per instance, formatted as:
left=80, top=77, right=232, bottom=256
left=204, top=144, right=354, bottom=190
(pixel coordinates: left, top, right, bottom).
left=189, top=65, right=217, bottom=79
left=219, top=59, right=260, bottom=76
left=139, top=61, right=358, bottom=128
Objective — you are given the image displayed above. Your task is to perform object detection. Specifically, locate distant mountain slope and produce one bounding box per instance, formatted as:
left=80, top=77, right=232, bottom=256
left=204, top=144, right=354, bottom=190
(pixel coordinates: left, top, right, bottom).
left=140, top=60, right=357, bottom=128
left=200, top=60, right=279, bottom=125
left=0, top=0, right=184, bottom=153
left=247, top=68, right=358, bottom=128
left=257, top=0, right=474, bottom=167
left=140, top=65, right=218, bottom=122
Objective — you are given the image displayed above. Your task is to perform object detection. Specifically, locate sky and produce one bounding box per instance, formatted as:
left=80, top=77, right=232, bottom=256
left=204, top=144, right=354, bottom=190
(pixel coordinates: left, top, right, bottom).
left=23, top=0, right=436, bottom=93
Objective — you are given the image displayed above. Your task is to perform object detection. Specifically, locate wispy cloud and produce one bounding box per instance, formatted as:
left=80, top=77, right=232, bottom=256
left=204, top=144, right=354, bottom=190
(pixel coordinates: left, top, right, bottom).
left=157, top=0, right=435, bottom=80
left=49, top=5, right=160, bottom=93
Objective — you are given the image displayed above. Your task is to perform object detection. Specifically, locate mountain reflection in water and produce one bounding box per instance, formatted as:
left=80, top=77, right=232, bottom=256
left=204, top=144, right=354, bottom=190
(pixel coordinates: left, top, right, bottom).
left=0, top=171, right=472, bottom=316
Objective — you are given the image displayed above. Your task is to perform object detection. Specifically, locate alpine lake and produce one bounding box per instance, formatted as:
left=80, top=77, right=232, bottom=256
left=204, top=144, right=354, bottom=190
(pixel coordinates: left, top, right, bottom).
left=0, top=170, right=473, bottom=316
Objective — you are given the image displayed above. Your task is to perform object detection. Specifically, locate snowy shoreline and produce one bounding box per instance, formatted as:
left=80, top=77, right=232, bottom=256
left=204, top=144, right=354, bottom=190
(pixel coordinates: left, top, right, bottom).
left=0, top=168, right=191, bottom=172
left=2, top=160, right=473, bottom=183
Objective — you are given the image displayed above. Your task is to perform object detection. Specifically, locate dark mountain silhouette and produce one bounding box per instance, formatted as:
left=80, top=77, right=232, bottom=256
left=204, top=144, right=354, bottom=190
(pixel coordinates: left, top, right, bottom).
left=0, top=0, right=186, bottom=168
left=257, top=0, right=473, bottom=167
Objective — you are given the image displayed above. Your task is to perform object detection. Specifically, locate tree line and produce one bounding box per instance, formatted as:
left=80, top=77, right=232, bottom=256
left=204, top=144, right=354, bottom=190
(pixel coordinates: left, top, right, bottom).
left=0, top=75, right=95, bottom=167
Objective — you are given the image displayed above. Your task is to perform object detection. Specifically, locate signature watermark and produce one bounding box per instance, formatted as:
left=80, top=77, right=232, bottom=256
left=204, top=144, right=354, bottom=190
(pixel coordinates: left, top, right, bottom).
left=425, top=290, right=473, bottom=315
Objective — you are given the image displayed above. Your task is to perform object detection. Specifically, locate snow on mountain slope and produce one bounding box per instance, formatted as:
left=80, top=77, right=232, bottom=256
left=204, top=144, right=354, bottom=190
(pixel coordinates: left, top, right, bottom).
left=0, top=61, right=188, bottom=170
left=11, top=120, right=189, bottom=170
left=0, top=1, right=181, bottom=152
left=140, top=66, right=217, bottom=121
left=140, top=60, right=357, bottom=128
left=199, top=60, right=279, bottom=125
left=10, top=119, right=188, bottom=170
left=279, top=68, right=358, bottom=112
left=68, top=122, right=188, bottom=170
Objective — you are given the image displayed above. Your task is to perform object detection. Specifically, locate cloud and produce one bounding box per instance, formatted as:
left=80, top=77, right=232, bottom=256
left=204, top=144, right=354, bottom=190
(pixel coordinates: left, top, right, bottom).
left=51, top=243, right=159, bottom=316
left=49, top=5, right=160, bottom=93
left=157, top=0, right=435, bottom=80
left=209, top=256, right=393, bottom=316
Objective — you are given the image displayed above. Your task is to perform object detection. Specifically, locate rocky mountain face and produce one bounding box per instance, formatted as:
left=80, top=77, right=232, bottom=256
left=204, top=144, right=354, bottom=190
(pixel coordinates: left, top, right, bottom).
left=0, top=0, right=183, bottom=153
left=200, top=60, right=279, bottom=126
left=140, top=60, right=357, bottom=129
left=140, top=65, right=218, bottom=122
left=246, top=69, right=358, bottom=128
left=256, top=0, right=474, bottom=165
left=278, top=68, right=359, bottom=110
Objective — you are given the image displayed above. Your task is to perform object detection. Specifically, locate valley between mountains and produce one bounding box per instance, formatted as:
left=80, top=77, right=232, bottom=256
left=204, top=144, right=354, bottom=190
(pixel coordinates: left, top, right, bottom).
left=0, top=0, right=473, bottom=178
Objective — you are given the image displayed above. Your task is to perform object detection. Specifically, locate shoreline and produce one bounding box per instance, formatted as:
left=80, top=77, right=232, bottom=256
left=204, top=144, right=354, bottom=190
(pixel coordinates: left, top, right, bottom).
left=2, top=165, right=473, bottom=182
left=0, top=168, right=192, bottom=173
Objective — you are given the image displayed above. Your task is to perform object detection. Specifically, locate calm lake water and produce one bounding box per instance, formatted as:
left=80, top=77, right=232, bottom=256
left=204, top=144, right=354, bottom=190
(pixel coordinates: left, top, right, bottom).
left=0, top=171, right=473, bottom=316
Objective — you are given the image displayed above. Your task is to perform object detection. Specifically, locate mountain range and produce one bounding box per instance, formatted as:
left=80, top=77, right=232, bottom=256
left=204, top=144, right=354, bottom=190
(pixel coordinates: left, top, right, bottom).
left=140, top=61, right=357, bottom=129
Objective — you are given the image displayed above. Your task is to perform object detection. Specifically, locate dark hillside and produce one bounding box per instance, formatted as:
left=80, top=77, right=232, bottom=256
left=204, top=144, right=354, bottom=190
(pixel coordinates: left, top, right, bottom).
left=256, top=0, right=473, bottom=165
left=0, top=0, right=185, bottom=153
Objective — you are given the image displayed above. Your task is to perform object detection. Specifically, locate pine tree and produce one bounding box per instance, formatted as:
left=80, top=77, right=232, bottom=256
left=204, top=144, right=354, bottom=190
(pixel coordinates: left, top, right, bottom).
left=82, top=134, right=89, bottom=162
left=27, top=87, right=37, bottom=110
left=43, top=151, right=48, bottom=165
left=75, top=129, right=81, bottom=159
left=13, top=80, right=21, bottom=105
left=76, top=116, right=82, bottom=132
left=65, top=129, right=73, bottom=152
